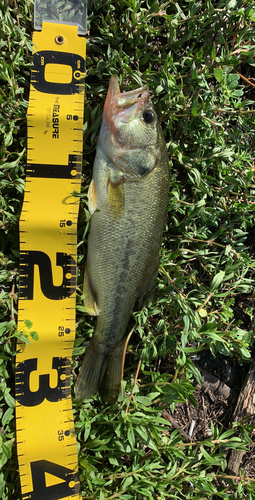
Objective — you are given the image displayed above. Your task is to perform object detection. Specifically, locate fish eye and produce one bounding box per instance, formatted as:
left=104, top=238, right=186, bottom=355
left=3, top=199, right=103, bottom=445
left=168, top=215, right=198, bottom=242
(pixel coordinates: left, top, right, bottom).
left=142, top=109, right=155, bottom=124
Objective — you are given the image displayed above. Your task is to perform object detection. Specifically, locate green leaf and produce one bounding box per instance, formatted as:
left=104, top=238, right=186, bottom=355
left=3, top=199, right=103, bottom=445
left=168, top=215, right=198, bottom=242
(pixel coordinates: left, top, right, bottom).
left=207, top=332, right=227, bottom=343
left=4, top=390, right=15, bottom=409
left=211, top=271, right=225, bottom=293
left=30, top=331, right=39, bottom=341
left=188, top=168, right=201, bottom=187
left=140, top=53, right=151, bottom=65
left=134, top=426, right=159, bottom=453
left=186, top=360, right=202, bottom=385
left=15, top=333, right=32, bottom=345
left=181, top=331, right=188, bottom=348
left=86, top=437, right=112, bottom=450
left=211, top=42, right=216, bottom=61
left=208, top=1, right=214, bottom=14
left=199, top=308, right=207, bottom=317
left=200, top=446, right=218, bottom=464
left=177, top=350, right=186, bottom=366
left=218, top=31, right=225, bottom=44
left=155, top=85, right=164, bottom=94
left=2, top=441, right=13, bottom=460
left=214, top=68, right=223, bottom=83
left=227, top=0, right=238, bottom=9
left=191, top=61, right=198, bottom=80
left=191, top=97, right=198, bottom=116
left=2, top=408, right=14, bottom=427
left=127, top=427, right=135, bottom=450
left=183, top=314, right=190, bottom=333
left=114, top=440, right=132, bottom=453
left=121, top=476, right=133, bottom=490
left=24, top=319, right=33, bottom=329
left=135, top=396, right=152, bottom=406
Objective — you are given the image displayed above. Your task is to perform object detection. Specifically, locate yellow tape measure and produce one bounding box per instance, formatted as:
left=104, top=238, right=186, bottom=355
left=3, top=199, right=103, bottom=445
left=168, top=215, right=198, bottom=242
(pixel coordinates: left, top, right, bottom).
left=16, top=22, right=85, bottom=500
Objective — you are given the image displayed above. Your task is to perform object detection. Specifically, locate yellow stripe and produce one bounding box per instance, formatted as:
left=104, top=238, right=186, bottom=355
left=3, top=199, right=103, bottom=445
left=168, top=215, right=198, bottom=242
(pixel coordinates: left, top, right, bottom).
left=16, top=22, right=85, bottom=500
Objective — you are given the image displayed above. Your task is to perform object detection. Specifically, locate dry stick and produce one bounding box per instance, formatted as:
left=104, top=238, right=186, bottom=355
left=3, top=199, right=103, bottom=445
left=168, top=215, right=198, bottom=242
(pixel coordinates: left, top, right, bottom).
left=162, top=410, right=192, bottom=442
left=125, top=358, right=142, bottom=417
left=228, top=359, right=255, bottom=474
left=13, top=0, right=20, bottom=27
left=130, top=358, right=142, bottom=395
left=196, top=292, right=212, bottom=314
left=10, top=283, right=15, bottom=321
left=234, top=69, right=255, bottom=88
left=188, top=420, right=196, bottom=438
left=121, top=325, right=136, bottom=383
left=120, top=323, right=140, bottom=416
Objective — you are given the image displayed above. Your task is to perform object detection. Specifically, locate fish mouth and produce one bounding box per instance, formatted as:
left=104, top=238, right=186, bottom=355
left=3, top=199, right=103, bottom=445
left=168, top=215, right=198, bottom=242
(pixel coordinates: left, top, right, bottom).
left=104, top=75, right=150, bottom=125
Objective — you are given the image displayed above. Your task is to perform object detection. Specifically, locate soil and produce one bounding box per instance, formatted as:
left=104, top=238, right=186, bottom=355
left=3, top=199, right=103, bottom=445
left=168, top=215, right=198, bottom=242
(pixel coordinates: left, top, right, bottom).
left=167, top=351, right=255, bottom=479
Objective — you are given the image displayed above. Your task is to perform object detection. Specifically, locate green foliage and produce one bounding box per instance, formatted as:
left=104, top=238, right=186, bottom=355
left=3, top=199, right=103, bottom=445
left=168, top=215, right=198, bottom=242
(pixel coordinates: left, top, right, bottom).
left=75, top=391, right=253, bottom=499
left=1, top=0, right=255, bottom=498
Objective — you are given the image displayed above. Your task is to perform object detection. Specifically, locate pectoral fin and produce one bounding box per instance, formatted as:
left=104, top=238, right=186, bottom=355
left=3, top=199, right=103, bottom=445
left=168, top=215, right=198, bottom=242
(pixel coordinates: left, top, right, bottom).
left=83, top=264, right=100, bottom=316
left=88, top=178, right=97, bottom=215
left=107, top=178, right=125, bottom=220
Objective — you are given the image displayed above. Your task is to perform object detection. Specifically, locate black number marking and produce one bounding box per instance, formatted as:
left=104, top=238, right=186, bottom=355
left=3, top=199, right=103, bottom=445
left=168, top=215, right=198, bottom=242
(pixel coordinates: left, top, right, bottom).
left=19, top=251, right=76, bottom=300
left=31, top=50, right=85, bottom=95
left=16, top=357, right=71, bottom=406
left=58, top=326, right=64, bottom=337
left=26, top=460, right=79, bottom=500
left=58, top=430, right=64, bottom=442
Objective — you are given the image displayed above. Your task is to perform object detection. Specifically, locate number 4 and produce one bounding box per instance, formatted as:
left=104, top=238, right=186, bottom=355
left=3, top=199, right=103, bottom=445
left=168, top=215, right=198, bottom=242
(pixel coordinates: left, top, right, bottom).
left=27, top=459, right=79, bottom=500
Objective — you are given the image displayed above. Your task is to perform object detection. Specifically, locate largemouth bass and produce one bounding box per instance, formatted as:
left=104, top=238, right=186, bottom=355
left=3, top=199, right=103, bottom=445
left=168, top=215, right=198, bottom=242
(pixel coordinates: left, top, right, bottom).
left=76, top=75, right=169, bottom=403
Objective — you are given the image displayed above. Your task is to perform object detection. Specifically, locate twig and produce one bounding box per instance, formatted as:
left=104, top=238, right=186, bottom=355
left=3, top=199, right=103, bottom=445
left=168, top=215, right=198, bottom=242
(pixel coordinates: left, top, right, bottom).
left=162, top=410, right=192, bottom=442
left=10, top=283, right=15, bottom=321
left=228, top=359, right=255, bottom=474
left=13, top=0, right=20, bottom=27
left=234, top=69, right=255, bottom=88
left=131, top=358, right=142, bottom=395
left=124, top=358, right=142, bottom=416
left=188, top=420, right=196, bottom=438
left=196, top=293, right=212, bottom=313
left=121, top=325, right=136, bottom=383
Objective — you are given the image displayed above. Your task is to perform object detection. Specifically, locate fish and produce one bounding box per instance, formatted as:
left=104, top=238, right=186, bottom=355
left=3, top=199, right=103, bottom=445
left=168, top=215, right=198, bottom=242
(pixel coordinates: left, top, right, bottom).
left=76, top=75, right=169, bottom=403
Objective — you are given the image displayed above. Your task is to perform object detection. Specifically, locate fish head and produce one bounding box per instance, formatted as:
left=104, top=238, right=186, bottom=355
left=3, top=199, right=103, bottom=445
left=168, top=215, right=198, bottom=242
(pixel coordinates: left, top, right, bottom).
left=99, top=75, right=164, bottom=178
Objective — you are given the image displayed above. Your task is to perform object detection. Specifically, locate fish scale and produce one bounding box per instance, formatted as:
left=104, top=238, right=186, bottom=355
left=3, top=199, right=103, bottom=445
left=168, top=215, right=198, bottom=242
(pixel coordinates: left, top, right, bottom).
left=93, top=166, right=167, bottom=329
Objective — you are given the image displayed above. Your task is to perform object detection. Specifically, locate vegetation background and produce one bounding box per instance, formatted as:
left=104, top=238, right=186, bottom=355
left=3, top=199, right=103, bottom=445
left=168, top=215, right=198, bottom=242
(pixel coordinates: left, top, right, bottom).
left=1, top=0, right=255, bottom=498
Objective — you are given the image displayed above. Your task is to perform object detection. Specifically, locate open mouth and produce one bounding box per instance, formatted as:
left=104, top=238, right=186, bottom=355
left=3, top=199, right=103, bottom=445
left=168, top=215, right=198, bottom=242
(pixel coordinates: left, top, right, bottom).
left=104, top=75, right=150, bottom=122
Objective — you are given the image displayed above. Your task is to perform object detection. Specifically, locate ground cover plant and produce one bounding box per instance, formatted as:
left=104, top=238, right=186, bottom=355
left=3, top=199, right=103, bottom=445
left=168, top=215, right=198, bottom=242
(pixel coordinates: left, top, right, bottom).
left=1, top=0, right=255, bottom=498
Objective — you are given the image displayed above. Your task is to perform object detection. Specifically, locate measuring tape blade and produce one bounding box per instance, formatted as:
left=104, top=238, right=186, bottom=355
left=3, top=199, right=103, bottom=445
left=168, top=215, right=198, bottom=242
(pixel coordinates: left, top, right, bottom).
left=16, top=21, right=85, bottom=500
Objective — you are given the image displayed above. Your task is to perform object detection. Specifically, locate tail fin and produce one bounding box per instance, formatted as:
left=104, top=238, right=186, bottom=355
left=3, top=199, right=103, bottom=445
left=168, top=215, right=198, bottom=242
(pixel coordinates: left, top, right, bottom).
left=99, top=339, right=126, bottom=403
left=75, top=338, right=126, bottom=404
left=75, top=338, right=108, bottom=400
